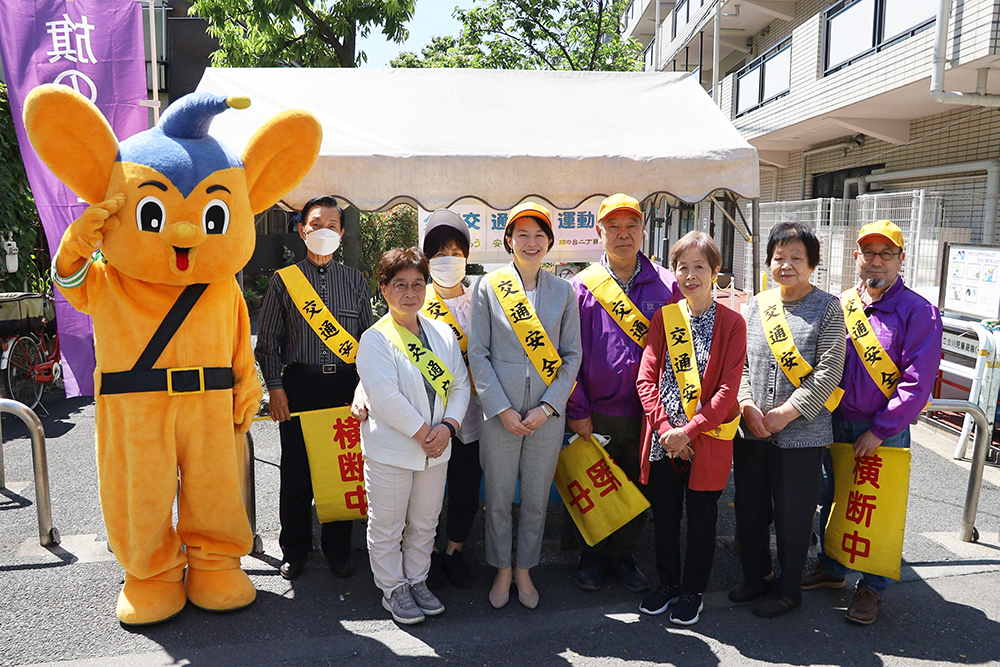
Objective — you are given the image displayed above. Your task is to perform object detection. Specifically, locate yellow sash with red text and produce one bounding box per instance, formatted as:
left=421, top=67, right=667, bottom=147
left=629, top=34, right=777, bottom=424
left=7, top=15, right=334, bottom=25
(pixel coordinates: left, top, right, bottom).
left=277, top=265, right=358, bottom=364
left=840, top=289, right=901, bottom=399
left=661, top=302, right=740, bottom=440
left=487, top=266, right=562, bottom=386
left=757, top=288, right=843, bottom=412
left=576, top=263, right=650, bottom=347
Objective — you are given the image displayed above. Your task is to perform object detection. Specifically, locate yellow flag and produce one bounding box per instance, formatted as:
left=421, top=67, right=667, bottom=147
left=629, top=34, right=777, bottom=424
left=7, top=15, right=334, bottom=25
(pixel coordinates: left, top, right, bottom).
left=825, top=442, right=911, bottom=580
left=298, top=406, right=368, bottom=522
left=554, top=436, right=650, bottom=547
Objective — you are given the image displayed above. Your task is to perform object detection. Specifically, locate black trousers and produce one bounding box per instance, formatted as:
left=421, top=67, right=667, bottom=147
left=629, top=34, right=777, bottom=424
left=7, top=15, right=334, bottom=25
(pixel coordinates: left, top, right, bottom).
left=278, top=366, right=357, bottom=563
left=646, top=457, right=723, bottom=594
left=732, top=436, right=823, bottom=600
left=444, top=437, right=482, bottom=545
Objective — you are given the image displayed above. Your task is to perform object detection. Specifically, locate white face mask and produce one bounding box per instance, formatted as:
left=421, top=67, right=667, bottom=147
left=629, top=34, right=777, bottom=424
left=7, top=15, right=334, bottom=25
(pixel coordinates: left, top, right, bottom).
left=429, top=256, right=467, bottom=288
left=304, top=228, right=341, bottom=256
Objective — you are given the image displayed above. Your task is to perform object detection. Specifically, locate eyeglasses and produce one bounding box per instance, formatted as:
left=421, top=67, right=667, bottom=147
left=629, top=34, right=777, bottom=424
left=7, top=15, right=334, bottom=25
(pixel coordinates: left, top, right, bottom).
left=860, top=249, right=902, bottom=262
left=388, top=280, right=427, bottom=294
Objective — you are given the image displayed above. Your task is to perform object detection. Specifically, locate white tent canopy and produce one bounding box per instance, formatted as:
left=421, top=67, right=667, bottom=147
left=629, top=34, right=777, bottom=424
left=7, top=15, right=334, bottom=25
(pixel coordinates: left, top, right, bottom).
left=196, top=68, right=759, bottom=212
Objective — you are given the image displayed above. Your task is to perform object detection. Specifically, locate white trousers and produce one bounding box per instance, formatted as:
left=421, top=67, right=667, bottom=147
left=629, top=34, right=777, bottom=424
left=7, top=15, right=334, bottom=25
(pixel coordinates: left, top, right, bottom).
left=364, top=458, right=448, bottom=596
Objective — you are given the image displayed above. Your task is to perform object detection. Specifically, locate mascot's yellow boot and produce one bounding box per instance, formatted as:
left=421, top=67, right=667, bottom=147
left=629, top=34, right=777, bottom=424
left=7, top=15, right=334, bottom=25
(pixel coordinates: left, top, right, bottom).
left=23, top=86, right=321, bottom=625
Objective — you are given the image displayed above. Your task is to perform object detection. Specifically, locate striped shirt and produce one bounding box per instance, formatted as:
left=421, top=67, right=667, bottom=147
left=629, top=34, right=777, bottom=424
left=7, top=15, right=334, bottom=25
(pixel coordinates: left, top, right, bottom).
left=255, top=258, right=374, bottom=390
left=599, top=252, right=642, bottom=295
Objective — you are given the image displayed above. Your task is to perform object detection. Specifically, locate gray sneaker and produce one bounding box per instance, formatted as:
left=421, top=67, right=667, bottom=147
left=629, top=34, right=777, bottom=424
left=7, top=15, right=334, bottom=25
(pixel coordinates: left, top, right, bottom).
left=382, top=585, right=425, bottom=625
left=410, top=580, right=445, bottom=616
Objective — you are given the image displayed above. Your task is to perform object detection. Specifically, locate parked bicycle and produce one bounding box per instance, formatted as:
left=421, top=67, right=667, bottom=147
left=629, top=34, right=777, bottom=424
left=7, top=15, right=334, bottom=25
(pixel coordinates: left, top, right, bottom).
left=0, top=292, right=60, bottom=410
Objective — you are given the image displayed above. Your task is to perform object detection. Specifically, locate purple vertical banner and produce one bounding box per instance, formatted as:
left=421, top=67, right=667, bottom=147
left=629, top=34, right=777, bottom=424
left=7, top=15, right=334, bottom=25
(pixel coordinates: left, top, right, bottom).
left=0, top=0, right=148, bottom=396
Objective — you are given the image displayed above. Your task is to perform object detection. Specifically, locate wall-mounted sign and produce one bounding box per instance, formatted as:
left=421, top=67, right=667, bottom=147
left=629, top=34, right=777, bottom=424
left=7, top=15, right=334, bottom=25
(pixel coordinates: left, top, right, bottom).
left=940, top=243, right=1000, bottom=320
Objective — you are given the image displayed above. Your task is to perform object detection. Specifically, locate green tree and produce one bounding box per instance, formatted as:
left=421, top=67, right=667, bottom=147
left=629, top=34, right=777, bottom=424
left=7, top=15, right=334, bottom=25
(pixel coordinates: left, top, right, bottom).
left=0, top=84, right=50, bottom=294
left=391, top=0, right=642, bottom=71
left=359, top=205, right=418, bottom=309
left=189, top=0, right=415, bottom=67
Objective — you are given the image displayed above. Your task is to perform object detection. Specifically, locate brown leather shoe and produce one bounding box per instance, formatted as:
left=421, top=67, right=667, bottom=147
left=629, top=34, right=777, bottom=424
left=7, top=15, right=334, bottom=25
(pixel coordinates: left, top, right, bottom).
left=846, top=585, right=882, bottom=625
left=801, top=561, right=846, bottom=590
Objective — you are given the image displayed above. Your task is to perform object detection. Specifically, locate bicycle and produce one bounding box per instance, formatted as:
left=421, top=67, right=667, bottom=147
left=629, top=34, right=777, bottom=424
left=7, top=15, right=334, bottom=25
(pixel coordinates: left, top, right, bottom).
left=0, top=293, right=60, bottom=411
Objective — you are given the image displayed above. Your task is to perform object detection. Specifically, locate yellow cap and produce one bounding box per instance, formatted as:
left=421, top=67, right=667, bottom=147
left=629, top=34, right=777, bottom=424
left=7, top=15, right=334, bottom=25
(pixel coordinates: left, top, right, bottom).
left=598, top=193, right=642, bottom=223
left=504, top=201, right=553, bottom=253
left=858, top=219, right=904, bottom=250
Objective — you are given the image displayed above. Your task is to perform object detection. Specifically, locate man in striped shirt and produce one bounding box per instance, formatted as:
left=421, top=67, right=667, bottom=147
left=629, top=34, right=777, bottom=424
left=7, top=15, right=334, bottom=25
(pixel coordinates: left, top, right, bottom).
left=255, top=195, right=374, bottom=581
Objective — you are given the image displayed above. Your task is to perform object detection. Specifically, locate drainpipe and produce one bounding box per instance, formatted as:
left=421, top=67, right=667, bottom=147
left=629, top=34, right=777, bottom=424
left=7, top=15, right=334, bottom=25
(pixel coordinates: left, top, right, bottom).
left=931, top=0, right=1000, bottom=106
left=842, top=159, right=1000, bottom=244
left=655, top=0, right=661, bottom=71
left=800, top=140, right=857, bottom=200
left=712, top=0, right=721, bottom=104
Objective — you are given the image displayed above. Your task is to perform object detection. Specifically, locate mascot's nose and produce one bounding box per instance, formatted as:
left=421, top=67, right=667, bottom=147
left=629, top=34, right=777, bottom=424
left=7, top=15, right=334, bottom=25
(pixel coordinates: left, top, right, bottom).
left=174, top=221, right=196, bottom=238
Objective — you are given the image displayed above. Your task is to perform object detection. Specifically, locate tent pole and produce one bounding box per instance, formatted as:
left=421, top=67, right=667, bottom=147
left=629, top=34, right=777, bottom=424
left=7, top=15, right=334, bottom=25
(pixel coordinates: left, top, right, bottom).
left=752, top=198, right=760, bottom=294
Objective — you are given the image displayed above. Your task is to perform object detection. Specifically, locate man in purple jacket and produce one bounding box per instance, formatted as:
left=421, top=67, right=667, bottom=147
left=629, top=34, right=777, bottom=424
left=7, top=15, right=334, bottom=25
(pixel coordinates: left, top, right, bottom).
left=801, top=220, right=942, bottom=625
left=567, top=193, right=681, bottom=593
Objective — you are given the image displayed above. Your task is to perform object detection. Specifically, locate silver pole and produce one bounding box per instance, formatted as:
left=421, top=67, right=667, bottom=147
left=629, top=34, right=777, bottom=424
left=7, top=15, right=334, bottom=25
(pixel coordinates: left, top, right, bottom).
left=713, top=0, right=721, bottom=105
left=147, top=0, right=160, bottom=125
left=0, top=398, right=58, bottom=546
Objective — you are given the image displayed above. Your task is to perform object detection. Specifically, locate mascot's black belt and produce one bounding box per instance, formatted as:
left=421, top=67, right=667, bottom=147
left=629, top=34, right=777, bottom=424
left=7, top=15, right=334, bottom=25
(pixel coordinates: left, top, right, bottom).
left=100, top=367, right=234, bottom=396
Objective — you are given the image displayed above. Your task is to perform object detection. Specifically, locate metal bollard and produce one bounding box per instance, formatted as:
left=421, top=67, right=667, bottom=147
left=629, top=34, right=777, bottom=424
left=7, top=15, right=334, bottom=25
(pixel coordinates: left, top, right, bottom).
left=0, top=397, right=59, bottom=547
left=925, top=399, right=989, bottom=542
left=243, top=432, right=263, bottom=555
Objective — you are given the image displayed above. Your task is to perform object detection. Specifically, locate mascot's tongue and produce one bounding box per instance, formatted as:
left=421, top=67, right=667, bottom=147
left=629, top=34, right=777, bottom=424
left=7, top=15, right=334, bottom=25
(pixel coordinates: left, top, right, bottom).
left=175, top=248, right=190, bottom=271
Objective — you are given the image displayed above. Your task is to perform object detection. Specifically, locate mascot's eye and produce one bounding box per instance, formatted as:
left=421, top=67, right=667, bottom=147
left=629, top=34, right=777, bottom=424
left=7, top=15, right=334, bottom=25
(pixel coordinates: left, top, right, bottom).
left=203, top=199, right=230, bottom=235
left=136, top=196, right=166, bottom=233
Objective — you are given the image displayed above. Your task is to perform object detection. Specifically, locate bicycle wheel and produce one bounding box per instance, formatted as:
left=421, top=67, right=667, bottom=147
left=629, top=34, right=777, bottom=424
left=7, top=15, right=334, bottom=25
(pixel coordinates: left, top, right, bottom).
left=6, top=335, right=43, bottom=409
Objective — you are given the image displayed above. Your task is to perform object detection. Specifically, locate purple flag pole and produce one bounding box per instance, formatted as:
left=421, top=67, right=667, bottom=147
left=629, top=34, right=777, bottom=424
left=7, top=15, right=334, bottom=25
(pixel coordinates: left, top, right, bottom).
left=0, top=0, right=148, bottom=396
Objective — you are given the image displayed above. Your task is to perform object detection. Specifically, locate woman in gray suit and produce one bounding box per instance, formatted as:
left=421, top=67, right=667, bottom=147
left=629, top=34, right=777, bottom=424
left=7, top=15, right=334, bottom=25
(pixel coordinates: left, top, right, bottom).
left=469, top=201, right=582, bottom=609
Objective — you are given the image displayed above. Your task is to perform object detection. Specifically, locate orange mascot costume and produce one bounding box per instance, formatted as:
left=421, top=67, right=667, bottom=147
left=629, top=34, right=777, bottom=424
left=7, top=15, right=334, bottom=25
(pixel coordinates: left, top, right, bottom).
left=22, top=85, right=321, bottom=625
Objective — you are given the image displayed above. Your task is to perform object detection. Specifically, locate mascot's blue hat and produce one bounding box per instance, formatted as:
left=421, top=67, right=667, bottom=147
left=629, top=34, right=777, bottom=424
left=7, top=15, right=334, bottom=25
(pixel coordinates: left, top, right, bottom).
left=118, top=92, right=247, bottom=198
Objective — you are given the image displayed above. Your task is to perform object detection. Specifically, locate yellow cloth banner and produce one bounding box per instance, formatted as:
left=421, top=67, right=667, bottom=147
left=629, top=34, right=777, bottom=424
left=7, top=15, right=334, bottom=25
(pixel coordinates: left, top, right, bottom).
left=277, top=265, right=359, bottom=364
left=487, top=266, right=562, bottom=386
left=372, top=314, right=454, bottom=405
left=756, top=288, right=843, bottom=412
left=554, top=436, right=650, bottom=547
left=824, top=442, right=911, bottom=580
left=661, top=302, right=740, bottom=440
left=298, top=406, right=368, bottom=522
left=841, top=289, right=901, bottom=399
left=576, top=264, right=651, bottom=347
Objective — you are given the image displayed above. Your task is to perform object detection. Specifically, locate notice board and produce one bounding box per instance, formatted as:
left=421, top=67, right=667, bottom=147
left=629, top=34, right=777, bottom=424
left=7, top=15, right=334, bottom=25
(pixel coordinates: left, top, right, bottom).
left=940, top=243, right=1000, bottom=320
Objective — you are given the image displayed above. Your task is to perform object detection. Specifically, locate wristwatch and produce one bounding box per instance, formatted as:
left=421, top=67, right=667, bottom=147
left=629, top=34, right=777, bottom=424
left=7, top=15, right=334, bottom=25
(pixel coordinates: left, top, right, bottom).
left=540, top=403, right=553, bottom=418
left=444, top=421, right=457, bottom=438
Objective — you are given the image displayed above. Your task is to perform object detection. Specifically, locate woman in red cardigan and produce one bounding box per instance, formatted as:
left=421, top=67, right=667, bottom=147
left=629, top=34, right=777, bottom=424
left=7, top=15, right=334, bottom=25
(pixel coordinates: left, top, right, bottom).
left=636, top=231, right=746, bottom=626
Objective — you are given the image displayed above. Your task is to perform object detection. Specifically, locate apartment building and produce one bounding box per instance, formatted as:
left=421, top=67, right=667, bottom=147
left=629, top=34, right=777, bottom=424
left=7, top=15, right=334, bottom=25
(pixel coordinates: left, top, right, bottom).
left=625, top=0, right=1000, bottom=295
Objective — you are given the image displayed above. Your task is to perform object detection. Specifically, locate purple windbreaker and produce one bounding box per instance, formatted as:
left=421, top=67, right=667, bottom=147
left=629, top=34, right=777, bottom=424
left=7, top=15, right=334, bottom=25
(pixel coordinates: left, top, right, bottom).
left=836, top=278, right=943, bottom=440
left=567, top=254, right=682, bottom=420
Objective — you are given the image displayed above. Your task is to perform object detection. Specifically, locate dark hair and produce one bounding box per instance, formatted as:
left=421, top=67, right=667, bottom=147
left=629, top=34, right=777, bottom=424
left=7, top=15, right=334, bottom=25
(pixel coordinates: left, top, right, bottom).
left=766, top=222, right=821, bottom=268
left=423, top=225, right=470, bottom=258
left=503, top=215, right=555, bottom=254
left=377, top=247, right=430, bottom=285
left=300, top=195, right=343, bottom=227
left=670, top=231, right=722, bottom=273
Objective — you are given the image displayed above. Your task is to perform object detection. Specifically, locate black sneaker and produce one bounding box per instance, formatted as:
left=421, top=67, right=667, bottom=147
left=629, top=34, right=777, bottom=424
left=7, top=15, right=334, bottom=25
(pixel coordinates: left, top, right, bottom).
left=444, top=550, right=473, bottom=589
left=575, top=552, right=605, bottom=591
left=639, top=585, right=680, bottom=615
left=427, top=552, right=446, bottom=590
left=668, top=592, right=704, bottom=626
left=609, top=554, right=650, bottom=593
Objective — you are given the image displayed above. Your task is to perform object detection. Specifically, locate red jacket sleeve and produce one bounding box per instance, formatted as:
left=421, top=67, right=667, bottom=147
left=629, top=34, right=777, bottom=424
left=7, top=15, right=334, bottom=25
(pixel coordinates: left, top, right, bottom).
left=681, top=308, right=747, bottom=440
left=637, top=307, right=670, bottom=437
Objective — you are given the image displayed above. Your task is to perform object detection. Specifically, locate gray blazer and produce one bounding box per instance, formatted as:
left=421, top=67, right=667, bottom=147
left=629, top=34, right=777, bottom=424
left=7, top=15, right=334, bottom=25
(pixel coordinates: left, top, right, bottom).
left=469, top=263, right=582, bottom=420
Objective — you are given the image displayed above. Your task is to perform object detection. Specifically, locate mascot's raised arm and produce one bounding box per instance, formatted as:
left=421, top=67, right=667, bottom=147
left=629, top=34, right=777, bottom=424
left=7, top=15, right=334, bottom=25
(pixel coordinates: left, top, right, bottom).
left=23, top=84, right=322, bottom=626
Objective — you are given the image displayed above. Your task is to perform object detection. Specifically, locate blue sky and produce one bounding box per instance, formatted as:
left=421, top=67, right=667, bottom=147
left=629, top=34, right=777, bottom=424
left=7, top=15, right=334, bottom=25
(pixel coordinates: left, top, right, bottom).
left=357, top=0, right=474, bottom=67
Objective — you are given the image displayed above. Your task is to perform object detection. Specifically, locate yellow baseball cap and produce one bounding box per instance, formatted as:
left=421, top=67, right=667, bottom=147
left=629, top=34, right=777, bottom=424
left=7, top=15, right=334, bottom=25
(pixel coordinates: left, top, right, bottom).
left=598, top=193, right=642, bottom=223
left=858, top=220, right=904, bottom=250
left=504, top=201, right=554, bottom=253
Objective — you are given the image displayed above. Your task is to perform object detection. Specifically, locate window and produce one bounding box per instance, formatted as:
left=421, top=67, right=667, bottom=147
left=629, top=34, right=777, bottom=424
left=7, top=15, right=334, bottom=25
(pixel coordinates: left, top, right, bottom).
left=644, top=39, right=656, bottom=71
left=672, top=0, right=688, bottom=40
left=824, top=0, right=936, bottom=74
left=735, top=39, right=791, bottom=116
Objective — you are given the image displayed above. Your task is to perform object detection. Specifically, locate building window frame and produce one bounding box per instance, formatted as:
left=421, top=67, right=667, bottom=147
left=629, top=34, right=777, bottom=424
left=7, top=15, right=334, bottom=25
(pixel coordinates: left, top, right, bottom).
left=734, top=38, right=792, bottom=118
left=823, top=0, right=936, bottom=76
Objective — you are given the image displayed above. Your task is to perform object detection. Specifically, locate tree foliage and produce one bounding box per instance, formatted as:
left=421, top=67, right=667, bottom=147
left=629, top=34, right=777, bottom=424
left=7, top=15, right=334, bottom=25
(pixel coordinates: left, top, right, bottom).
left=359, top=205, right=418, bottom=308
left=391, top=0, right=642, bottom=71
left=0, top=84, right=50, bottom=294
left=189, top=0, right=415, bottom=67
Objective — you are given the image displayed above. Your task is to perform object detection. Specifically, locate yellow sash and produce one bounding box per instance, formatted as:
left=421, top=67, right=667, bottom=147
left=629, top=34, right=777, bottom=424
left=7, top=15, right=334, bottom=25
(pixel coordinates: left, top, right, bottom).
left=277, top=265, right=359, bottom=364
left=841, top=289, right=901, bottom=399
left=487, top=266, right=562, bottom=386
left=576, top=263, right=650, bottom=347
left=661, top=302, right=740, bottom=440
left=423, top=285, right=468, bottom=364
left=756, top=289, right=844, bottom=412
left=373, top=314, right=454, bottom=405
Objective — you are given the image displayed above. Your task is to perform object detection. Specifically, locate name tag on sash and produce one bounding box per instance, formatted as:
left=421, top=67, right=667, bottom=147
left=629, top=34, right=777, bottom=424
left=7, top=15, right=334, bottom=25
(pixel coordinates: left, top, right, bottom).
left=487, top=266, right=563, bottom=386
left=373, top=315, right=454, bottom=404
left=576, top=264, right=650, bottom=347
left=841, top=290, right=901, bottom=399
left=756, top=289, right=843, bottom=412
left=661, top=302, right=739, bottom=440
left=277, top=265, right=359, bottom=364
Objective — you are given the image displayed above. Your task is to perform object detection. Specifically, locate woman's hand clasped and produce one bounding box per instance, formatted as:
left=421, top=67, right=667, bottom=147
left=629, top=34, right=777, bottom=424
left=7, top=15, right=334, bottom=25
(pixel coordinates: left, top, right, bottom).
left=761, top=403, right=800, bottom=435
left=660, top=427, right=692, bottom=460
left=499, top=408, right=533, bottom=436
left=740, top=401, right=772, bottom=438
left=521, top=406, right=549, bottom=431
left=423, top=424, right=451, bottom=458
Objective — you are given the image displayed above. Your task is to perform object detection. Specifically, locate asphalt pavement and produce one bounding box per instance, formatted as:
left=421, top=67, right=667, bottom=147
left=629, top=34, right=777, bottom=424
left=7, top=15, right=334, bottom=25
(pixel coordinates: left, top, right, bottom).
left=2, top=388, right=1000, bottom=666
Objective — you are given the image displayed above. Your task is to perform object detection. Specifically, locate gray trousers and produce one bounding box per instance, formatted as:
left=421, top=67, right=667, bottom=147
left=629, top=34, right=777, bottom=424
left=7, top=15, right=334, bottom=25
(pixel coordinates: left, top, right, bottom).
left=480, top=378, right=566, bottom=569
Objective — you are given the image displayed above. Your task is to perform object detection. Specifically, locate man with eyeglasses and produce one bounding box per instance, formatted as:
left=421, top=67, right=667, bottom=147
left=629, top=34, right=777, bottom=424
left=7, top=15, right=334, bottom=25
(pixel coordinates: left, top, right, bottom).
left=255, top=195, right=374, bottom=581
left=801, top=220, right=941, bottom=625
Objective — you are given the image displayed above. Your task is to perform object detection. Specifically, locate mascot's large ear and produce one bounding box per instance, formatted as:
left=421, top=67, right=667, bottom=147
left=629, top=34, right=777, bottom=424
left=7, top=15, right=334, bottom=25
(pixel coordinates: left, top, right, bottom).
left=243, top=110, right=322, bottom=214
left=23, top=84, right=119, bottom=205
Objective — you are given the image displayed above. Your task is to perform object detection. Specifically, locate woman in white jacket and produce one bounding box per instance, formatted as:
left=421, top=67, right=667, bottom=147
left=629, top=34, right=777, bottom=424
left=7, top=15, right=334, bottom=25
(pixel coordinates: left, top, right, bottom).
left=356, top=248, right=471, bottom=625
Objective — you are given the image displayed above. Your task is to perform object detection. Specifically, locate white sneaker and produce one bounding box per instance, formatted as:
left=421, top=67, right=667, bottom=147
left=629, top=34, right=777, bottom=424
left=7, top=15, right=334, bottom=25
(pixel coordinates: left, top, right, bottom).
left=382, top=584, right=425, bottom=625
left=410, top=580, right=445, bottom=616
